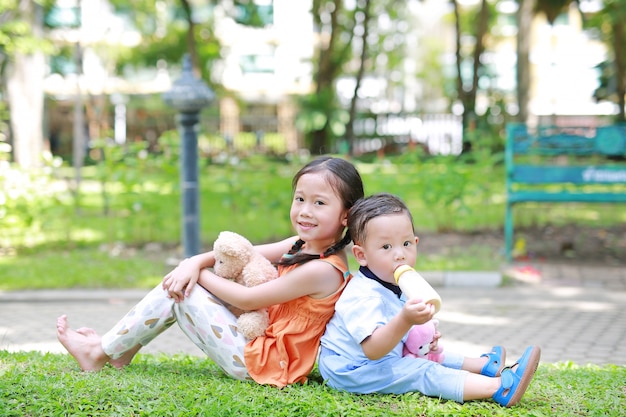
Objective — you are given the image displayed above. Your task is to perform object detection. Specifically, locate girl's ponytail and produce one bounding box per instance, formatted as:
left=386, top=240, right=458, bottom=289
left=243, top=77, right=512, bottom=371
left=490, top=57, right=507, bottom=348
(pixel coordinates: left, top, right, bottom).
left=277, top=231, right=352, bottom=267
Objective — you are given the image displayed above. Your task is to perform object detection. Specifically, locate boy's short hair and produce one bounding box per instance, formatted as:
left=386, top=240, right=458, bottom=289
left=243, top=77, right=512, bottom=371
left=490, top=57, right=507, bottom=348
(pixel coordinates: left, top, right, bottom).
left=348, top=193, right=414, bottom=245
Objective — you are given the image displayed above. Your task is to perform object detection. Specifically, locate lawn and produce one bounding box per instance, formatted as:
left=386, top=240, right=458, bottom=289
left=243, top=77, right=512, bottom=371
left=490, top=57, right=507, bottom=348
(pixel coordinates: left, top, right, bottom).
left=1, top=153, right=625, bottom=415
left=1, top=153, right=623, bottom=291
left=1, top=351, right=624, bottom=416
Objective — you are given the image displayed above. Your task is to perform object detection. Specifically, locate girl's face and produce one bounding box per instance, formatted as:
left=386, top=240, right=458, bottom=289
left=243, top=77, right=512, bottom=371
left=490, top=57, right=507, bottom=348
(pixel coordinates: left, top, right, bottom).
left=290, top=173, right=348, bottom=253
left=352, top=213, right=419, bottom=285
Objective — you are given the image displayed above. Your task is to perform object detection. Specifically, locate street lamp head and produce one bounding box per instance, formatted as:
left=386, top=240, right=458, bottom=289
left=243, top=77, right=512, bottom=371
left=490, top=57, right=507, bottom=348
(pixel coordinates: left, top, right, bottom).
left=163, top=54, right=215, bottom=113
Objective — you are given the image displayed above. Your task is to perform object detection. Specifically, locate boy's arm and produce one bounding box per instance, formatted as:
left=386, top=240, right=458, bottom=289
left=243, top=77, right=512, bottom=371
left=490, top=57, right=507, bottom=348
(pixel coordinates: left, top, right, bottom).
left=361, top=299, right=435, bottom=360
left=361, top=314, right=413, bottom=360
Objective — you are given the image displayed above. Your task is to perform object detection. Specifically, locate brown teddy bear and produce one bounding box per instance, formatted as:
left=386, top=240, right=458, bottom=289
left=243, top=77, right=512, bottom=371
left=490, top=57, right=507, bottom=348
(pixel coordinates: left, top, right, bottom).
left=212, top=231, right=278, bottom=339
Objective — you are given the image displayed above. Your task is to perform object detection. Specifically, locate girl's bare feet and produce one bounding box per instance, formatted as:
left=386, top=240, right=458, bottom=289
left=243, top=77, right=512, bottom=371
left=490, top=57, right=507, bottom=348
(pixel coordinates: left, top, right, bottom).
left=75, top=327, right=98, bottom=336
left=56, top=315, right=110, bottom=371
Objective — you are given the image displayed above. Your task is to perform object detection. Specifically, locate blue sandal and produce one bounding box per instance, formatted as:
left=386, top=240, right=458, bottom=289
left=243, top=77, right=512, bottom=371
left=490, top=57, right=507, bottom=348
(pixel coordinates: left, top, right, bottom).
left=480, top=345, right=506, bottom=377
left=493, top=345, right=541, bottom=407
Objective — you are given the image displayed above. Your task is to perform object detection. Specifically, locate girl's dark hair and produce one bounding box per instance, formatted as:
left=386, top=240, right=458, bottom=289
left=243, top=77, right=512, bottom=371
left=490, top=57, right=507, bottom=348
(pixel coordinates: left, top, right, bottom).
left=279, top=156, right=364, bottom=266
left=348, top=193, right=414, bottom=246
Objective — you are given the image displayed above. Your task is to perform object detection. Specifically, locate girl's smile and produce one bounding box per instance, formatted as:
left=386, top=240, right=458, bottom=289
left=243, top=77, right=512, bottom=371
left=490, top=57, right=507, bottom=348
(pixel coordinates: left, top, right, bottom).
left=297, top=221, right=317, bottom=230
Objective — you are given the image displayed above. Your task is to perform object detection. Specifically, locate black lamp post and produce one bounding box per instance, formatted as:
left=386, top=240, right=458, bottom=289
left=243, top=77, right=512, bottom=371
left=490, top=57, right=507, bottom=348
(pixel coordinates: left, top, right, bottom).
left=163, top=55, right=214, bottom=257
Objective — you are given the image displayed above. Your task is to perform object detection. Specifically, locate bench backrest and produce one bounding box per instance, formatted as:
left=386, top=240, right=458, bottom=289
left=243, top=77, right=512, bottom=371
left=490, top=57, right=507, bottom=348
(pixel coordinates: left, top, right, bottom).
left=506, top=124, right=626, bottom=157
left=511, top=166, right=626, bottom=185
left=506, top=124, right=626, bottom=185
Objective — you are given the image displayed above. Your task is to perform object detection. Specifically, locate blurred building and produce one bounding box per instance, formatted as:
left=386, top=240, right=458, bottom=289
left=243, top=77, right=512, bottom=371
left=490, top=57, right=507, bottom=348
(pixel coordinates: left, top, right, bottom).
left=464, top=0, right=613, bottom=127
left=42, top=0, right=615, bottom=158
left=527, top=1, right=614, bottom=125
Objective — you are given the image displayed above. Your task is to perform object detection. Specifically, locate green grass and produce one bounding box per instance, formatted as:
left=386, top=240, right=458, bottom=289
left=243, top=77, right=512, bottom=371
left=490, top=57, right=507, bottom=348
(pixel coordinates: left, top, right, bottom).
left=0, top=247, right=169, bottom=290
left=1, top=154, right=624, bottom=291
left=1, top=351, right=623, bottom=416
left=1, top=155, right=624, bottom=415
left=0, top=243, right=505, bottom=291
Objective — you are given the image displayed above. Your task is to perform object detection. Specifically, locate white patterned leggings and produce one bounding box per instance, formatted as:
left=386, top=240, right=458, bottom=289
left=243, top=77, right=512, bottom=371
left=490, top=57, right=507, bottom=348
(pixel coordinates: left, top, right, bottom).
left=100, top=284, right=251, bottom=380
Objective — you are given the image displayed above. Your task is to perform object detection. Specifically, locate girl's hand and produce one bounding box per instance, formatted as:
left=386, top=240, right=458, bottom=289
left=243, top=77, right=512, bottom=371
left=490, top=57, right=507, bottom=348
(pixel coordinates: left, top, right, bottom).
left=162, top=258, right=201, bottom=302
left=402, top=298, right=435, bottom=325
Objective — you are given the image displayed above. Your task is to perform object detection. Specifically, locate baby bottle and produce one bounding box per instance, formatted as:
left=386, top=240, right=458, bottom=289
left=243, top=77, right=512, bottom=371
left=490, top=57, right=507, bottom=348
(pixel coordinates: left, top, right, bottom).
left=394, top=265, right=442, bottom=313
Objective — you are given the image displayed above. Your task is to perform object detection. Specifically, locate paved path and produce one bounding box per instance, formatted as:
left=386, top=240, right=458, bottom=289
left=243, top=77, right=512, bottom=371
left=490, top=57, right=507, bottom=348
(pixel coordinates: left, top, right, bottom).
left=1, top=262, right=625, bottom=367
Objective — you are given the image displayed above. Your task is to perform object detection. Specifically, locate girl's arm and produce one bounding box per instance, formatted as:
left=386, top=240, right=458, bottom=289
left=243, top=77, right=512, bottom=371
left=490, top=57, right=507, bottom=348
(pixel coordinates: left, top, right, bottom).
left=162, top=251, right=217, bottom=300
left=252, top=235, right=298, bottom=263
left=163, top=236, right=297, bottom=302
left=197, top=255, right=344, bottom=310
left=361, top=299, right=435, bottom=360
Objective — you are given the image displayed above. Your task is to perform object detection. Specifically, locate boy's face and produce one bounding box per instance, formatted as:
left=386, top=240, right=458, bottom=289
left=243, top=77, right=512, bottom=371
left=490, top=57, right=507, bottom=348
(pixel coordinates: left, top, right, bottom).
left=352, top=213, right=419, bottom=285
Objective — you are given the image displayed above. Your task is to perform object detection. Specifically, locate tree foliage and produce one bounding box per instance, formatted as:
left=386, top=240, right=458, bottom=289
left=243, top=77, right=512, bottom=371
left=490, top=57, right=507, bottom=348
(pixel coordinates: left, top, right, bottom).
left=534, top=0, right=577, bottom=25
left=302, top=0, right=413, bottom=154
left=1, top=0, right=624, bottom=164
left=108, top=0, right=221, bottom=85
left=586, top=0, right=626, bottom=122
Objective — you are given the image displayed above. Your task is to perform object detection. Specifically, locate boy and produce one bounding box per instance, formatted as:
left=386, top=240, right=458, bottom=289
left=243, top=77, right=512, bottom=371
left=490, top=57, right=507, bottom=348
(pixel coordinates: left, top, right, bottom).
left=319, top=193, right=540, bottom=407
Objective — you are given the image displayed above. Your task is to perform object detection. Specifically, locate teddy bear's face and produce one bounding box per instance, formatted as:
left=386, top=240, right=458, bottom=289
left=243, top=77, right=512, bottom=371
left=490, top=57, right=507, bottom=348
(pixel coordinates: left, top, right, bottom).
left=405, top=323, right=436, bottom=357
left=214, top=252, right=247, bottom=280
left=414, top=342, right=432, bottom=357
left=212, top=231, right=255, bottom=282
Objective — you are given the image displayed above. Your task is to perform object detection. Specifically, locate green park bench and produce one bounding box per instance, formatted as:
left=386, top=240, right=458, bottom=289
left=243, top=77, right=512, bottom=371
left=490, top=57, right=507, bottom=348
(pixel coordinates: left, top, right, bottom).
left=504, top=123, right=626, bottom=261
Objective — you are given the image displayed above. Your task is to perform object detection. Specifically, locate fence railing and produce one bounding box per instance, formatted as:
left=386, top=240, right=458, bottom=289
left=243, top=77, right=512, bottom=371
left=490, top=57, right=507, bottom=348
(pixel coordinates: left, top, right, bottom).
left=52, top=107, right=463, bottom=158
left=351, top=113, right=463, bottom=156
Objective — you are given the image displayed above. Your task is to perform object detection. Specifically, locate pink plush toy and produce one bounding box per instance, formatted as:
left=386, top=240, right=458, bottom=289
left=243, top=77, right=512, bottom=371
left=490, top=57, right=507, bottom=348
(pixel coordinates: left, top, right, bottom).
left=402, top=319, right=445, bottom=363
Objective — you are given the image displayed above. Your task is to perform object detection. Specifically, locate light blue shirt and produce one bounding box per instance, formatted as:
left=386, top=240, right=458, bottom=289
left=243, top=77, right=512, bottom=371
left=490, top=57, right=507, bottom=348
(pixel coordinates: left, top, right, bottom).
left=319, top=270, right=466, bottom=401
left=321, top=270, right=407, bottom=362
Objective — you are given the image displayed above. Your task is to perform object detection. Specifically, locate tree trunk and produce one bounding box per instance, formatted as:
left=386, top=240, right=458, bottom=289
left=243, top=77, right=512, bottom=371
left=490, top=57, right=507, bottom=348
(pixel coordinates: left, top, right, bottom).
left=453, top=0, right=463, bottom=110
left=310, top=0, right=343, bottom=154
left=469, top=0, right=489, bottom=115
left=309, top=129, right=327, bottom=155
left=346, top=0, right=372, bottom=156
left=453, top=0, right=489, bottom=153
left=612, top=19, right=625, bottom=122
left=180, top=0, right=200, bottom=76
left=7, top=0, right=45, bottom=168
left=516, top=0, right=534, bottom=124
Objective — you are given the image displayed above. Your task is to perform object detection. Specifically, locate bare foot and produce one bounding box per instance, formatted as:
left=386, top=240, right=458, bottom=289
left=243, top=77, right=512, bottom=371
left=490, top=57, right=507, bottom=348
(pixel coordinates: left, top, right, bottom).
left=76, top=327, right=97, bottom=336
left=56, top=315, right=110, bottom=371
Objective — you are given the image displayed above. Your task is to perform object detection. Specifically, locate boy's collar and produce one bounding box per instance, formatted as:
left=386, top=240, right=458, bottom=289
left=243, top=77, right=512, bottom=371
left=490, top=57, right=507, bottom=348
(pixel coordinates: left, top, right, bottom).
left=359, top=266, right=402, bottom=298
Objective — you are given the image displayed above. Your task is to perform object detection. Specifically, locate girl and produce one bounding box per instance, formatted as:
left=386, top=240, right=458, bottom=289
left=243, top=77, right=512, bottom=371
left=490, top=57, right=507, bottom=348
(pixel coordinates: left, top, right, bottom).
left=57, top=156, right=364, bottom=388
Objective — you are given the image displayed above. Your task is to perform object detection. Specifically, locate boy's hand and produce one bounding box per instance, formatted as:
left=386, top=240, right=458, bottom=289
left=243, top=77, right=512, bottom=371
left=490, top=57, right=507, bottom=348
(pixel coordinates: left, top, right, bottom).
left=402, top=298, right=435, bottom=325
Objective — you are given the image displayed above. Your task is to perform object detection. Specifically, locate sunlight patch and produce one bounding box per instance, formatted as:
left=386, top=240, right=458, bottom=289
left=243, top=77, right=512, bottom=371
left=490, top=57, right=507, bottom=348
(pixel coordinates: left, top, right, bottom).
left=437, top=311, right=510, bottom=326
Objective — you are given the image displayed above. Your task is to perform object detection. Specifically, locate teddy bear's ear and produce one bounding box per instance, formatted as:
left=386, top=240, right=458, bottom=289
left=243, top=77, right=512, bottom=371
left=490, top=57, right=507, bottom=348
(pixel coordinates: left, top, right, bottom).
left=214, top=231, right=254, bottom=261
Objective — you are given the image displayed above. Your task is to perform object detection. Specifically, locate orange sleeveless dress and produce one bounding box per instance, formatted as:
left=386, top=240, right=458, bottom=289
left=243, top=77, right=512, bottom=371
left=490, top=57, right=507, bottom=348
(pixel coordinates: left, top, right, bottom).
left=244, top=254, right=350, bottom=387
